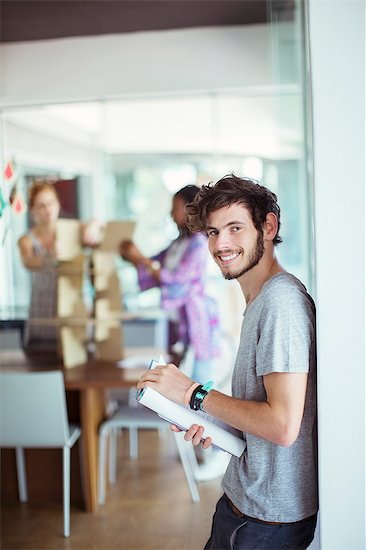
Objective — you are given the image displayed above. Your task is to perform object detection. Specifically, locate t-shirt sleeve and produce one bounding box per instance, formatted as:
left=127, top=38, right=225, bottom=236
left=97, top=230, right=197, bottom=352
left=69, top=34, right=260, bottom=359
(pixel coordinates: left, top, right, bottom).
left=256, top=286, right=315, bottom=376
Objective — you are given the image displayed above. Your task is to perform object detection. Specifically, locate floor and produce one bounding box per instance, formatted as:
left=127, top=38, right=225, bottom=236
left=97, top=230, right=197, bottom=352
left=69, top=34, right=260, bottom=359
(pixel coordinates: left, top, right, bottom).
left=1, top=429, right=223, bottom=550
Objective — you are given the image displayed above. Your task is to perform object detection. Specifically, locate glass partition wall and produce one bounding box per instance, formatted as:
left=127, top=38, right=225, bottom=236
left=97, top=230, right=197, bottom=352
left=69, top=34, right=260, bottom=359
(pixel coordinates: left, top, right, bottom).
left=0, top=0, right=313, bottom=333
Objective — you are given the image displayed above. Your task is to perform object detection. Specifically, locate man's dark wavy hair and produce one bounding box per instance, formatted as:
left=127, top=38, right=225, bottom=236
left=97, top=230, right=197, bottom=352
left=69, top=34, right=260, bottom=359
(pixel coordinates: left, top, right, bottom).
left=186, top=174, right=282, bottom=246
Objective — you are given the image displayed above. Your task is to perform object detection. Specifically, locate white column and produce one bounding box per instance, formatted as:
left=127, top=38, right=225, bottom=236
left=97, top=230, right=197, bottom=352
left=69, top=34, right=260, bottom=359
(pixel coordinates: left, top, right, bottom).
left=309, top=1, right=365, bottom=549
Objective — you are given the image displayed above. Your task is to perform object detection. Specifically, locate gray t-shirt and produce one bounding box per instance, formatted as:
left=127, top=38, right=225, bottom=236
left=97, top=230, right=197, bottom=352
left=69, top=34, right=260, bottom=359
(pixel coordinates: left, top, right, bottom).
left=222, top=272, right=318, bottom=523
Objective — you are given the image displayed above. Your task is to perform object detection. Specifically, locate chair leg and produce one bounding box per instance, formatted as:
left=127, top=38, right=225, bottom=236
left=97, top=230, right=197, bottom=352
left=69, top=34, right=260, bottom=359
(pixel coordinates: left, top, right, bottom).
left=129, top=427, right=138, bottom=459
left=128, top=387, right=138, bottom=406
left=185, top=438, right=200, bottom=477
left=172, top=432, right=200, bottom=503
left=15, top=447, right=28, bottom=502
left=108, top=428, right=118, bottom=485
left=78, top=437, right=85, bottom=504
left=98, top=430, right=108, bottom=505
left=63, top=446, right=70, bottom=538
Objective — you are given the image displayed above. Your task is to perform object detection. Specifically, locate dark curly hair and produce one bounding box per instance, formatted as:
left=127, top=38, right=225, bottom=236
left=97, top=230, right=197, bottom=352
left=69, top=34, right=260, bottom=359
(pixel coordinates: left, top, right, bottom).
left=186, top=174, right=282, bottom=246
left=172, top=185, right=201, bottom=237
left=174, top=184, right=200, bottom=204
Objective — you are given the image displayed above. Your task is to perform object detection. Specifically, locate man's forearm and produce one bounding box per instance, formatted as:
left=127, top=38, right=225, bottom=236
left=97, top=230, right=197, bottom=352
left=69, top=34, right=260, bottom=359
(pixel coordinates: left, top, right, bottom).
left=136, top=364, right=306, bottom=448
left=202, top=390, right=298, bottom=447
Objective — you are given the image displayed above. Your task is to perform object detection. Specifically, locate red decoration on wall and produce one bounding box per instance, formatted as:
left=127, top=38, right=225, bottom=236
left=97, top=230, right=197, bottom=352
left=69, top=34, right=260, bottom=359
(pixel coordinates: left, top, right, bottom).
left=11, top=192, right=26, bottom=215
left=4, top=161, right=15, bottom=181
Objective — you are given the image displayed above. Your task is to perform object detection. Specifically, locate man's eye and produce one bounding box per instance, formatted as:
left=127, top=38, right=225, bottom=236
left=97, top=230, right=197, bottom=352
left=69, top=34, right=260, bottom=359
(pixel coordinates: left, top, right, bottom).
left=207, top=230, right=217, bottom=236
left=232, top=226, right=241, bottom=232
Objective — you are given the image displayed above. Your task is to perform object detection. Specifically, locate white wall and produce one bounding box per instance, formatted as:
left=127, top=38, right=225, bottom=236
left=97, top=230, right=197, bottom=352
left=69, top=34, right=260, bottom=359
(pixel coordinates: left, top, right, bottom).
left=309, top=1, right=365, bottom=549
left=1, top=25, right=272, bottom=107
left=3, top=115, right=95, bottom=174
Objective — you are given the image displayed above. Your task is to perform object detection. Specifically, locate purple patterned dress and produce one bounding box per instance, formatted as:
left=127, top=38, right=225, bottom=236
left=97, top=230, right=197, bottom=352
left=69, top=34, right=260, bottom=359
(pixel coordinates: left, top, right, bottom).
left=137, top=233, right=219, bottom=363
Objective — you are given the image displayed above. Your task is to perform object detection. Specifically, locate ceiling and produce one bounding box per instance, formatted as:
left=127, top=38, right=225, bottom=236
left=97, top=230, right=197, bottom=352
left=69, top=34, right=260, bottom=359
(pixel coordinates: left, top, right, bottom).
left=0, top=0, right=293, bottom=43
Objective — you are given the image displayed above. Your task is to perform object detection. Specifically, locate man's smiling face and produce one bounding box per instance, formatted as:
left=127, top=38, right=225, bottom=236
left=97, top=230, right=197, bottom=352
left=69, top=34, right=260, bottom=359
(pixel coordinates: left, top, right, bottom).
left=206, top=203, right=264, bottom=280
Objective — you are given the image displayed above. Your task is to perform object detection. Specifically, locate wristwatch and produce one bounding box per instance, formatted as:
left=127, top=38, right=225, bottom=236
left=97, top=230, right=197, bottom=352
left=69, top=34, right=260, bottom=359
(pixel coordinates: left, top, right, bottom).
left=189, top=381, right=214, bottom=411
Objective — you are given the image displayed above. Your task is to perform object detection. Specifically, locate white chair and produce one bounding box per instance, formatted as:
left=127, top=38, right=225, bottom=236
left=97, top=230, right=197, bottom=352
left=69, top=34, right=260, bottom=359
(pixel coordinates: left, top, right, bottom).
left=98, top=402, right=200, bottom=505
left=0, top=371, right=81, bottom=538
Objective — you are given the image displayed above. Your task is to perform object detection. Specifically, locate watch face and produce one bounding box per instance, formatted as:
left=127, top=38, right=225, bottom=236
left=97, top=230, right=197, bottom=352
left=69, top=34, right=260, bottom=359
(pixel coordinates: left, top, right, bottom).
left=150, top=260, right=161, bottom=271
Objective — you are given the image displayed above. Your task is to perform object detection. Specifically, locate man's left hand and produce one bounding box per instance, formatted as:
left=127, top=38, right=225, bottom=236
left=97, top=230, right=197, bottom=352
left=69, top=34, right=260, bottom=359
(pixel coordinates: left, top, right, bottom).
left=137, top=363, right=193, bottom=405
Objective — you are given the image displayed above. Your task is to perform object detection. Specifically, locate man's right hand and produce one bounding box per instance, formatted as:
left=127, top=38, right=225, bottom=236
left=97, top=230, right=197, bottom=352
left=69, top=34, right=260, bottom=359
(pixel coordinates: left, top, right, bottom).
left=171, top=423, right=213, bottom=449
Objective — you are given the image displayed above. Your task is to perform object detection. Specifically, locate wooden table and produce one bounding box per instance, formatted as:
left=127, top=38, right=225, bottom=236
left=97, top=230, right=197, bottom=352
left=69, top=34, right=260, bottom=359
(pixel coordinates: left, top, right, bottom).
left=0, top=348, right=164, bottom=512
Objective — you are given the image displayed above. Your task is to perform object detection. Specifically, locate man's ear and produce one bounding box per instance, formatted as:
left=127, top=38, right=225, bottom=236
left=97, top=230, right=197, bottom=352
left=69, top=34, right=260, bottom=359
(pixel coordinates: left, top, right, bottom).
left=263, top=212, right=278, bottom=242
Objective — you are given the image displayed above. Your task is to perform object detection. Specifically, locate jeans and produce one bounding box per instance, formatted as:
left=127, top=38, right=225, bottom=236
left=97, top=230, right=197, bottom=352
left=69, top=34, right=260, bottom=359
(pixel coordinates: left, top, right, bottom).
left=204, top=495, right=317, bottom=550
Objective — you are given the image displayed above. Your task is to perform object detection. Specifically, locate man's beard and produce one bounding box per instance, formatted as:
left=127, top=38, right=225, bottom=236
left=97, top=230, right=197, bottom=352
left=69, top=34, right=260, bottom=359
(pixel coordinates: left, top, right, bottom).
left=221, top=232, right=264, bottom=280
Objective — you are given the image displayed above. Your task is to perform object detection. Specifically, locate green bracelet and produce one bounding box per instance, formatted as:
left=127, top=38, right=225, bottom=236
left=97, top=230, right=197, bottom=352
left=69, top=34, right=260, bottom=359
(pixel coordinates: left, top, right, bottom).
left=202, top=380, right=214, bottom=392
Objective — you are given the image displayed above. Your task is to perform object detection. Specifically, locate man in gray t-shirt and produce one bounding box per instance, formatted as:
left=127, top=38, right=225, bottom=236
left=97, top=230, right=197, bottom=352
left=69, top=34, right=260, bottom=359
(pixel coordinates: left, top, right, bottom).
left=222, top=272, right=317, bottom=524
left=137, top=175, right=318, bottom=550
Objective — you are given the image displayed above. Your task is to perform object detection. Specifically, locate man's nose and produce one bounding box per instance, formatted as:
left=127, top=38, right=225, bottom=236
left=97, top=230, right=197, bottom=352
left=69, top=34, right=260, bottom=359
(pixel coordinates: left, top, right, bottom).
left=215, top=230, right=231, bottom=250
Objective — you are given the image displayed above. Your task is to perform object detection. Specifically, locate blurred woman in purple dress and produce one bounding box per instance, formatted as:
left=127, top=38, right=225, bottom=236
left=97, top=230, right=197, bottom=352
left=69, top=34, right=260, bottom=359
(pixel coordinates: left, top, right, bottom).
left=120, top=185, right=219, bottom=387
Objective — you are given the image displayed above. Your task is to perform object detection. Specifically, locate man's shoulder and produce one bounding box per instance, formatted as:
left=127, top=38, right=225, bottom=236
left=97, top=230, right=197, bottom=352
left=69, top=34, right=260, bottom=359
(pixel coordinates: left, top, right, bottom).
left=264, top=272, right=307, bottom=295
left=260, top=273, right=315, bottom=313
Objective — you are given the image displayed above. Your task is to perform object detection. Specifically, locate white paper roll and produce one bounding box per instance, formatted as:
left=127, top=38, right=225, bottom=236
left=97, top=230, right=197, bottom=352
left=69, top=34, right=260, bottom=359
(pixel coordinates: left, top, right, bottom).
left=138, top=386, right=245, bottom=457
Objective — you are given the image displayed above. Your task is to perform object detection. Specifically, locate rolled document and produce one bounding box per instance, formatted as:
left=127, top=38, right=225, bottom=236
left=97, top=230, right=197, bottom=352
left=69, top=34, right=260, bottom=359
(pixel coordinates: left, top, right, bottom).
left=138, top=383, right=245, bottom=458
